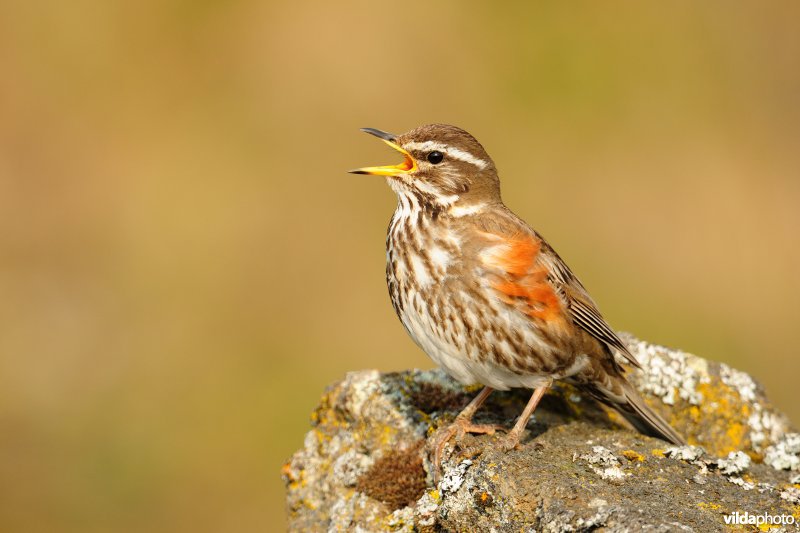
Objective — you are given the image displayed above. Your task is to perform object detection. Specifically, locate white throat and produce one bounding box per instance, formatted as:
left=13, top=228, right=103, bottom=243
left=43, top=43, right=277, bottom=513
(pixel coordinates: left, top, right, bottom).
left=387, top=177, right=459, bottom=209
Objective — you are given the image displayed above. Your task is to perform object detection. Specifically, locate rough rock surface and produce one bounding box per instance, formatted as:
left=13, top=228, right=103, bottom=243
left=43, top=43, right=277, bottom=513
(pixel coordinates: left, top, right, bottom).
left=283, top=334, right=800, bottom=531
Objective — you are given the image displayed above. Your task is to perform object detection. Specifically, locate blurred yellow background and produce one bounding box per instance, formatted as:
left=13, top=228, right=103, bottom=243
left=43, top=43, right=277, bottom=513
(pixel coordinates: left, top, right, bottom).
left=1, top=1, right=798, bottom=531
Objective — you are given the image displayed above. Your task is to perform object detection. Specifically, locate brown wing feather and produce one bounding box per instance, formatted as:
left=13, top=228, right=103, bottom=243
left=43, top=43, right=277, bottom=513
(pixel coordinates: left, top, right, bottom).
left=474, top=207, right=639, bottom=368
left=537, top=240, right=642, bottom=369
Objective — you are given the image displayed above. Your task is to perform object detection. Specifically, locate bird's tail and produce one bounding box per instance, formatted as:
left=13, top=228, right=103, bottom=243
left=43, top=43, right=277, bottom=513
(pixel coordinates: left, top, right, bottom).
left=603, top=381, right=686, bottom=445
left=583, top=375, right=686, bottom=446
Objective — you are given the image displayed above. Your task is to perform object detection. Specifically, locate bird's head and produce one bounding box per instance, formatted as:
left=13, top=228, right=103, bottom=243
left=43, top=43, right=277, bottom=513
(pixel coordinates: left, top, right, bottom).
left=350, top=123, right=501, bottom=209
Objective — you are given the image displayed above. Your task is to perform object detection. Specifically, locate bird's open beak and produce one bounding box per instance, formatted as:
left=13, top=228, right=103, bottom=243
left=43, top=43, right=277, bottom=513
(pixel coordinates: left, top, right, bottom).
left=349, top=128, right=417, bottom=176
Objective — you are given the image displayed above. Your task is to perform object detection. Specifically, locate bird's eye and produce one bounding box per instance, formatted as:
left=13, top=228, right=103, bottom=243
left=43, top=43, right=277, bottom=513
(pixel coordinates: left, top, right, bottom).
left=427, top=151, right=444, bottom=164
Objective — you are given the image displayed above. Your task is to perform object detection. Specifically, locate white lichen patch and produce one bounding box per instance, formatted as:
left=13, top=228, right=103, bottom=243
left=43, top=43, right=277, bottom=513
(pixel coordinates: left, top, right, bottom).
left=332, top=449, right=374, bottom=487
left=692, top=468, right=709, bottom=485
left=664, top=445, right=706, bottom=463
left=413, top=368, right=466, bottom=393
left=764, top=433, right=800, bottom=471
left=666, top=446, right=756, bottom=485
left=303, top=428, right=322, bottom=454
left=790, top=474, right=800, bottom=485
left=574, top=446, right=629, bottom=480
left=588, top=498, right=609, bottom=508
left=575, top=506, right=613, bottom=529
left=412, top=491, right=440, bottom=527
left=779, top=487, right=800, bottom=504
left=623, top=336, right=708, bottom=405
left=747, top=409, right=785, bottom=452
left=328, top=496, right=354, bottom=530
left=717, top=451, right=751, bottom=476
left=715, top=364, right=792, bottom=453
left=387, top=506, right=415, bottom=530
left=573, top=497, right=614, bottom=529
left=342, top=370, right=382, bottom=418
left=329, top=492, right=376, bottom=531
left=620, top=333, right=791, bottom=455
left=756, top=482, right=775, bottom=494
left=727, top=476, right=755, bottom=491
left=719, top=363, right=757, bottom=403
left=440, top=459, right=473, bottom=493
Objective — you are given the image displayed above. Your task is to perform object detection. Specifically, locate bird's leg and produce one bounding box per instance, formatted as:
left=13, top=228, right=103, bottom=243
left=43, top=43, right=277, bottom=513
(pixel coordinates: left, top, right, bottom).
left=431, top=387, right=501, bottom=477
left=497, top=381, right=551, bottom=451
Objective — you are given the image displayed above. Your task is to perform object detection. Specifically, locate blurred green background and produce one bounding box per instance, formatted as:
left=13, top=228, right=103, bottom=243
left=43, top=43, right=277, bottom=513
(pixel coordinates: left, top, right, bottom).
left=1, top=1, right=798, bottom=531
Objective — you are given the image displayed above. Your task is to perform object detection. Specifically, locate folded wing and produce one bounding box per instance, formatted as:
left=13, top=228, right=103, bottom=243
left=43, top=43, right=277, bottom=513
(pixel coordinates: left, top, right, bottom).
left=478, top=222, right=640, bottom=369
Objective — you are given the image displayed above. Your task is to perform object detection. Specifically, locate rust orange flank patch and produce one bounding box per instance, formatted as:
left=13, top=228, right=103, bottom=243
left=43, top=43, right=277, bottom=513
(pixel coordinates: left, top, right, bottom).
left=482, top=234, right=564, bottom=321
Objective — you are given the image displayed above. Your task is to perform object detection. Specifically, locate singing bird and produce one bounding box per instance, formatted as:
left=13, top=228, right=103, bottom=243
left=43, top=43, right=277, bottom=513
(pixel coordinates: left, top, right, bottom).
left=350, top=124, right=684, bottom=472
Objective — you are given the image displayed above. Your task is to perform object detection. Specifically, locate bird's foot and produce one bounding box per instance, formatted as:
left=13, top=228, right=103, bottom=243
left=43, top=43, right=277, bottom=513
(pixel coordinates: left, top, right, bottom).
left=430, top=417, right=503, bottom=481
left=495, top=429, right=524, bottom=452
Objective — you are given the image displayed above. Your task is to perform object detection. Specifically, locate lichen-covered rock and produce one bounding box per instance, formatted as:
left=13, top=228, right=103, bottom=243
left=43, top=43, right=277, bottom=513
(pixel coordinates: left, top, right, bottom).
left=283, top=334, right=800, bottom=531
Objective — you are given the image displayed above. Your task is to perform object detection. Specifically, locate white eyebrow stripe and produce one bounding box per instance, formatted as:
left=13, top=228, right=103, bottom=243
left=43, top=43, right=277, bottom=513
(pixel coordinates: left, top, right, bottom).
left=404, top=141, right=489, bottom=170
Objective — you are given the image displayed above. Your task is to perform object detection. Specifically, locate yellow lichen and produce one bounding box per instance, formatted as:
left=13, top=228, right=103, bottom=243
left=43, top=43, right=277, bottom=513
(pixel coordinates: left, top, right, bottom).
left=696, top=502, right=721, bottom=511
left=651, top=448, right=665, bottom=457
left=313, top=427, right=332, bottom=443
left=723, top=422, right=747, bottom=454
left=694, top=381, right=752, bottom=455
left=313, top=400, right=347, bottom=432
left=622, top=450, right=645, bottom=462
left=282, top=461, right=304, bottom=492
left=379, top=424, right=397, bottom=446
left=791, top=505, right=800, bottom=523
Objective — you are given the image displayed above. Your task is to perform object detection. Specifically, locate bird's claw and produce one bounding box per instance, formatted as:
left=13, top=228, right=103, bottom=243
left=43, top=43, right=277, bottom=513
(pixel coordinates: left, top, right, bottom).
left=430, top=417, right=504, bottom=482
left=495, top=431, right=523, bottom=452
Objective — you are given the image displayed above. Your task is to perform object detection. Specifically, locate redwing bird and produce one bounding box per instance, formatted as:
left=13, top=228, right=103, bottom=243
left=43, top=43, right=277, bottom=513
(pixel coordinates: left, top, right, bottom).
left=351, top=124, right=684, bottom=473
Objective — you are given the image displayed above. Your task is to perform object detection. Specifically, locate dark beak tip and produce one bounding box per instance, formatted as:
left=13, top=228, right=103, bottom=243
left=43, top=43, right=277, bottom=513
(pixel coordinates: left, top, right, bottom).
left=348, top=169, right=368, bottom=174
left=360, top=127, right=397, bottom=143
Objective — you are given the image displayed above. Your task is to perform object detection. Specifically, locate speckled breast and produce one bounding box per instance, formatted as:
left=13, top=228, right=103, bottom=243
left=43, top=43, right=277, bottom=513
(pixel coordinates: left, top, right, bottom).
left=384, top=199, right=563, bottom=390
